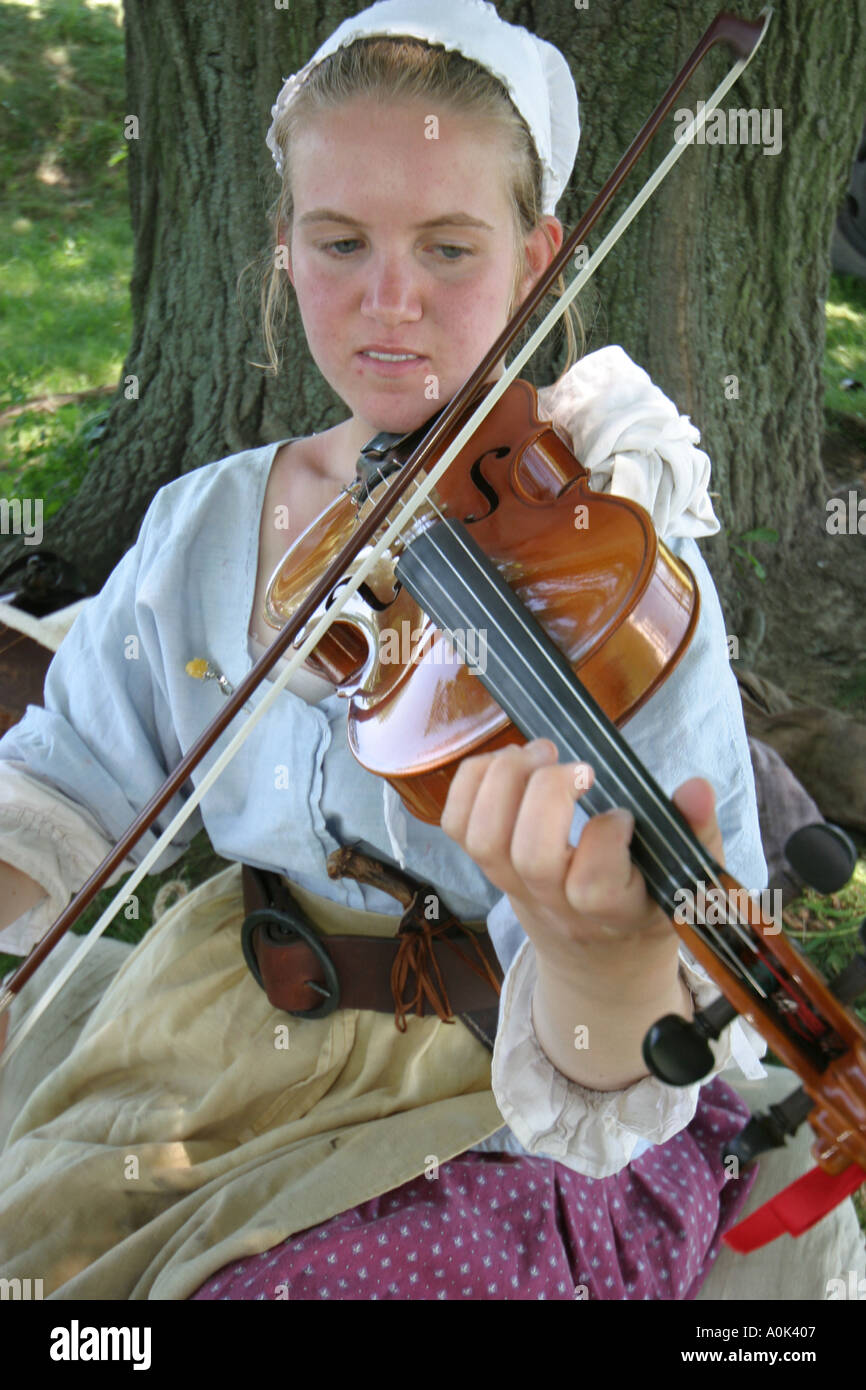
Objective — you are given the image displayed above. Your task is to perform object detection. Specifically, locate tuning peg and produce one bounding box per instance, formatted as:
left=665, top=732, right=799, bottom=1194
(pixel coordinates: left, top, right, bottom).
left=643, top=960, right=778, bottom=1086
left=829, top=916, right=866, bottom=1005
left=723, top=1086, right=815, bottom=1167
left=784, top=822, right=858, bottom=895
left=643, top=993, right=741, bottom=1085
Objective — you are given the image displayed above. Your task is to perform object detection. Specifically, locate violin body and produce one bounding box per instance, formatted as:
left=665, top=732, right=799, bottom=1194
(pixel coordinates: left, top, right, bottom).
left=265, top=378, right=700, bottom=823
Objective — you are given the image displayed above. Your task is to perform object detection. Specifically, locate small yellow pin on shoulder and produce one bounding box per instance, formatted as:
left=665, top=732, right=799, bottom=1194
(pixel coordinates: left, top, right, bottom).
left=185, top=658, right=210, bottom=679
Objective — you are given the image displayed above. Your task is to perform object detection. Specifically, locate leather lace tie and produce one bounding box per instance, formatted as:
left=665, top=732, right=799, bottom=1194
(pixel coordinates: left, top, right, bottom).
left=390, top=890, right=502, bottom=1033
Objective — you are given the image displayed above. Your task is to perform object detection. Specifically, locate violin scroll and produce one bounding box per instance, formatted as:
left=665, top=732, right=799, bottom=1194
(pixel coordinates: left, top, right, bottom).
left=645, top=819, right=866, bottom=1181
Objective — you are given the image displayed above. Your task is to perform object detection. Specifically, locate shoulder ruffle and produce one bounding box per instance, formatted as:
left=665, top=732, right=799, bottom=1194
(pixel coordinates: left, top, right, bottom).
left=536, top=345, right=721, bottom=540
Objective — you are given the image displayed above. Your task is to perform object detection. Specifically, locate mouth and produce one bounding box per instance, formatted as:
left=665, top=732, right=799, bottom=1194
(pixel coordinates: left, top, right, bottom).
left=356, top=348, right=428, bottom=377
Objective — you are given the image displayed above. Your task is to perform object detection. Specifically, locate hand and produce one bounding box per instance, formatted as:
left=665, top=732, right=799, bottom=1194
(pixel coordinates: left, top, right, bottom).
left=440, top=738, right=725, bottom=972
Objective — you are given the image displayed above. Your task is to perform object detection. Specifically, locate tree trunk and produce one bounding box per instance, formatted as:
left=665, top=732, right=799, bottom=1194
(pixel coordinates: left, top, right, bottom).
left=4, top=0, right=864, bottom=602
left=527, top=0, right=866, bottom=605
left=2, top=0, right=346, bottom=592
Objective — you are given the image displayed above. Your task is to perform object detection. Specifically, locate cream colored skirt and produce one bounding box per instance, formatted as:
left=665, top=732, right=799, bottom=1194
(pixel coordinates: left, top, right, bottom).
left=0, top=863, right=502, bottom=1299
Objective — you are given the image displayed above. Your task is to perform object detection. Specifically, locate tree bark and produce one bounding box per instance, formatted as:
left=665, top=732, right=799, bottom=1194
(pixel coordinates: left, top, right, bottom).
left=527, top=0, right=866, bottom=601
left=3, top=0, right=864, bottom=600
left=1, top=0, right=346, bottom=592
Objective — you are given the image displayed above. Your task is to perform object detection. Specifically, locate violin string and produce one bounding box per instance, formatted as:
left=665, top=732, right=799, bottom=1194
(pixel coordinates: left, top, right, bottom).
left=400, top=521, right=774, bottom=996
left=414, top=486, right=693, bottom=875
left=372, top=475, right=753, bottom=931
left=350, top=471, right=791, bottom=1018
left=413, top=486, right=720, bottom=887
left=420, top=525, right=744, bottom=908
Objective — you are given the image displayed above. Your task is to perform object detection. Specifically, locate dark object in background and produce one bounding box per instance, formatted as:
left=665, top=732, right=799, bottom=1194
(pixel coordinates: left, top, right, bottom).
left=0, top=551, right=88, bottom=616
left=831, top=114, right=866, bottom=280
left=748, top=735, right=826, bottom=904
left=737, top=668, right=866, bottom=836
left=0, top=627, right=51, bottom=737
left=0, top=551, right=88, bottom=735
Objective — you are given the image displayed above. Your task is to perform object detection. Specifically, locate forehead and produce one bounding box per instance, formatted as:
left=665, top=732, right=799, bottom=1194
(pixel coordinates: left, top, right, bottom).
left=289, top=95, right=514, bottom=224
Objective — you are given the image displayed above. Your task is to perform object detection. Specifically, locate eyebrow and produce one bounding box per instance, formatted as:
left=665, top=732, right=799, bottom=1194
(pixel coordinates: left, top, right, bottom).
left=298, top=208, right=495, bottom=231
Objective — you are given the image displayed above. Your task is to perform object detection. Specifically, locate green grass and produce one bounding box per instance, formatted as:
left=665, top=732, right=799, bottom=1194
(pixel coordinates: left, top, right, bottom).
left=1, top=2, right=864, bottom=945
left=834, top=662, right=866, bottom=713
left=0, top=829, right=231, bottom=982
left=0, top=0, right=131, bottom=508
left=783, top=858, right=866, bottom=1023
left=782, top=862, right=866, bottom=1231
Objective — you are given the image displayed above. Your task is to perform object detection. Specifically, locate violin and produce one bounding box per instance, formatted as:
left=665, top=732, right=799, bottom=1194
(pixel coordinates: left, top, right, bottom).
left=4, top=6, right=863, bottom=1252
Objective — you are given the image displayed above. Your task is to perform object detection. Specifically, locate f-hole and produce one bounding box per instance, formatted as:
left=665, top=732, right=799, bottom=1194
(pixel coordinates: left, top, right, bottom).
left=462, top=446, right=510, bottom=524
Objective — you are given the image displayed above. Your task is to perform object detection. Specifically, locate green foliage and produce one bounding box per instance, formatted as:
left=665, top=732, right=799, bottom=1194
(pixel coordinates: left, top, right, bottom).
left=0, top=0, right=127, bottom=204
left=780, top=857, right=866, bottom=1030
left=1, top=0, right=865, bottom=1232
left=834, top=662, right=866, bottom=714
left=0, top=397, right=107, bottom=516
left=824, top=273, right=866, bottom=423
left=0, top=0, right=130, bottom=491
left=730, top=526, right=779, bottom=582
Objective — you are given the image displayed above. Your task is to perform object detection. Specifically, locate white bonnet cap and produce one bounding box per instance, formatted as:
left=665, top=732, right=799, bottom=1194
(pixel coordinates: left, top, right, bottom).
left=266, top=0, right=580, bottom=215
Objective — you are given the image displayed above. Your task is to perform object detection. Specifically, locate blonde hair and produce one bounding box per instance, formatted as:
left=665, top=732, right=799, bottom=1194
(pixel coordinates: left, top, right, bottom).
left=254, top=36, right=583, bottom=379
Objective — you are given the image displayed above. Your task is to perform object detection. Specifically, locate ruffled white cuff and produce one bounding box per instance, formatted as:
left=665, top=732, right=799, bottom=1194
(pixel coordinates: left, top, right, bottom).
left=0, top=761, right=136, bottom=956
left=536, top=344, right=721, bottom=541
left=491, top=936, right=767, bottom=1179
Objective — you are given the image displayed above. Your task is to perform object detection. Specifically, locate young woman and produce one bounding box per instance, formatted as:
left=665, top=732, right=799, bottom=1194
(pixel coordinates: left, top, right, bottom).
left=0, top=0, right=861, bottom=1301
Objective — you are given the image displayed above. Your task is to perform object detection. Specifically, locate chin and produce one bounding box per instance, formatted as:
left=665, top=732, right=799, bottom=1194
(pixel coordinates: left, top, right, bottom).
left=358, top=397, right=443, bottom=440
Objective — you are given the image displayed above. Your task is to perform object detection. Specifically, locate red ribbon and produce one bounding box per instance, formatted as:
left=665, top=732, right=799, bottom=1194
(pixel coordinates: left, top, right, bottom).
left=723, top=1162, right=866, bottom=1253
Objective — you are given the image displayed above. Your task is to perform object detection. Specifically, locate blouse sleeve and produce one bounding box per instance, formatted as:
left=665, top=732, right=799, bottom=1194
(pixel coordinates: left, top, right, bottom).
left=535, top=343, right=722, bottom=540
left=485, top=347, right=769, bottom=1178
left=0, top=762, right=139, bottom=956
left=0, top=489, right=204, bottom=953
left=489, top=937, right=767, bottom=1180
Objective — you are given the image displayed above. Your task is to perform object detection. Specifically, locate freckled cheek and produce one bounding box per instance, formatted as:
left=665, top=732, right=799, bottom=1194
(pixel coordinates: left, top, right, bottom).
left=441, top=281, right=511, bottom=357
left=295, top=281, right=352, bottom=349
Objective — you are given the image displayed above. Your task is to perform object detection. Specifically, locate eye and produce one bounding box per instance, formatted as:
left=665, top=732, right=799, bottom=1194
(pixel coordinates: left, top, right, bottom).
left=434, top=244, right=473, bottom=261
left=321, top=238, right=363, bottom=256
left=318, top=238, right=474, bottom=261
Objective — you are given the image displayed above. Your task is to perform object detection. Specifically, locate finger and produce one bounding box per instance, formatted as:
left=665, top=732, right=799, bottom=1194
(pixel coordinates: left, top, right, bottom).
left=507, top=760, right=596, bottom=897
left=458, top=741, right=559, bottom=867
left=672, top=777, right=725, bottom=867
left=561, top=806, right=649, bottom=922
left=440, top=751, right=504, bottom=843
left=440, top=739, right=555, bottom=845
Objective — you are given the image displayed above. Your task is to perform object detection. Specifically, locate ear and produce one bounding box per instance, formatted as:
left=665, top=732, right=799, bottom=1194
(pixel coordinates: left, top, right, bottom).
left=516, top=216, right=564, bottom=301
left=277, top=221, right=294, bottom=286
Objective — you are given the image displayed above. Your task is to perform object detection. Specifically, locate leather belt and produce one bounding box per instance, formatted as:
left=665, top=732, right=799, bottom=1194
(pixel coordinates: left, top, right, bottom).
left=240, top=848, right=503, bottom=1050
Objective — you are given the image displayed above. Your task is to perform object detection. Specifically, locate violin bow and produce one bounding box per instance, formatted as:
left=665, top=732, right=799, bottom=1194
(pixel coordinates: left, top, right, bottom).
left=0, top=8, right=773, bottom=1063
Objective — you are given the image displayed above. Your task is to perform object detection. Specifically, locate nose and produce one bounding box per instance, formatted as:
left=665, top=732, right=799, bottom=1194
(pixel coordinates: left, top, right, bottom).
left=360, top=249, right=422, bottom=327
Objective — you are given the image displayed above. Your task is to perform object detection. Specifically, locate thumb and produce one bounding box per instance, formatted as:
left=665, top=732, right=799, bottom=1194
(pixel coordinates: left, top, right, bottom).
left=672, top=777, right=725, bottom=868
